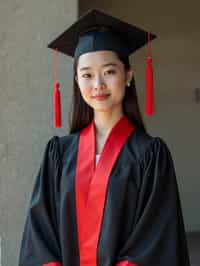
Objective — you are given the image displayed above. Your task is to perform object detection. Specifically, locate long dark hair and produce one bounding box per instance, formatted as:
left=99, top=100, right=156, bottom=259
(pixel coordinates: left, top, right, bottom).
left=68, top=53, right=146, bottom=134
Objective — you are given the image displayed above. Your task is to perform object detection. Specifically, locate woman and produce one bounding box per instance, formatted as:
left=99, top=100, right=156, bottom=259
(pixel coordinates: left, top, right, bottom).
left=18, top=9, right=191, bottom=266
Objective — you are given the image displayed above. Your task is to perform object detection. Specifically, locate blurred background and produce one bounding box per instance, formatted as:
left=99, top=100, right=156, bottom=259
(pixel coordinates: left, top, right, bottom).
left=0, top=0, right=199, bottom=265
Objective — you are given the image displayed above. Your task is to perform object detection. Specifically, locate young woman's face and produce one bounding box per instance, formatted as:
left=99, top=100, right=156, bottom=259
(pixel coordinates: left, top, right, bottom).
left=76, top=50, right=133, bottom=112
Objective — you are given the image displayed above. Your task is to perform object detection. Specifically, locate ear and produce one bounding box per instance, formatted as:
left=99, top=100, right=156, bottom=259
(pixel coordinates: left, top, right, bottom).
left=75, top=74, right=79, bottom=85
left=126, top=68, right=134, bottom=84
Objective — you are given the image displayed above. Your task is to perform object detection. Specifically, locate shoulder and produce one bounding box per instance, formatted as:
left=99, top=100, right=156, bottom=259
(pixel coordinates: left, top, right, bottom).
left=128, top=128, right=176, bottom=189
left=45, top=131, right=80, bottom=162
left=128, top=127, right=171, bottom=163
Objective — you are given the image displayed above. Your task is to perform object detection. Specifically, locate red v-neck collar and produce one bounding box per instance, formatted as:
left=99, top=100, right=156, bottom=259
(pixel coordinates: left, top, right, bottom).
left=75, top=115, right=135, bottom=266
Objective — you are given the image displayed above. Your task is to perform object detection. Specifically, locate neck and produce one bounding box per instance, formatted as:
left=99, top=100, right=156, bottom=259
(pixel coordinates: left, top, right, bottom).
left=93, top=109, right=124, bottom=138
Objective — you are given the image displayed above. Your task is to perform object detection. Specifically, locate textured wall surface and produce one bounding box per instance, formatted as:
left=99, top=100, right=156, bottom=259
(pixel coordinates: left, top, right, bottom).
left=79, top=0, right=200, bottom=232
left=0, top=1, right=78, bottom=266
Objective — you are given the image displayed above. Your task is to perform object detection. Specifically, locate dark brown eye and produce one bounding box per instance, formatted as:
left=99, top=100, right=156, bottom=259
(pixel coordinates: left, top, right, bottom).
left=82, top=73, right=92, bottom=78
left=105, top=69, right=116, bottom=75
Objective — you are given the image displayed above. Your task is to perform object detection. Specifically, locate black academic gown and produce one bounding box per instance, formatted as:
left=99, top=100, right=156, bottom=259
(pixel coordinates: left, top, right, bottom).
left=18, top=115, right=191, bottom=266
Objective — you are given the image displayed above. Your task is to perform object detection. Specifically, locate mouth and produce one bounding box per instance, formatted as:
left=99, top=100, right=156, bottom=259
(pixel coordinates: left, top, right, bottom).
left=92, top=93, right=111, bottom=100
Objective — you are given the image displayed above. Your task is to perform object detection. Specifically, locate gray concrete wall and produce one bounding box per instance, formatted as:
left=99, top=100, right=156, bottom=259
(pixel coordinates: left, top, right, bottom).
left=79, top=1, right=200, bottom=232
left=0, top=1, right=78, bottom=266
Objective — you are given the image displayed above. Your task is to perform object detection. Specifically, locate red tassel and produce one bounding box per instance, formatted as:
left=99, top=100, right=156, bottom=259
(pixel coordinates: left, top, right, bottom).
left=53, top=81, right=62, bottom=127
left=145, top=32, right=154, bottom=116
left=53, top=48, right=62, bottom=128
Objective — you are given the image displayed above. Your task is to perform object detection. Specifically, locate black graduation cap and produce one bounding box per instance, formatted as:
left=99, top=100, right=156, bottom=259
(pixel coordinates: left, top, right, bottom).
left=47, top=9, right=157, bottom=128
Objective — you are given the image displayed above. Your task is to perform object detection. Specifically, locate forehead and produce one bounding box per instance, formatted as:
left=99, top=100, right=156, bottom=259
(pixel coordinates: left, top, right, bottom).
left=77, top=50, right=121, bottom=69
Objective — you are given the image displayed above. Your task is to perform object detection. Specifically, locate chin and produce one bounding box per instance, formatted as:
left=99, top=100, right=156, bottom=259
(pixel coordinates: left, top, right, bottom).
left=93, top=105, right=119, bottom=113
left=94, top=109, right=111, bottom=112
left=87, top=101, right=122, bottom=113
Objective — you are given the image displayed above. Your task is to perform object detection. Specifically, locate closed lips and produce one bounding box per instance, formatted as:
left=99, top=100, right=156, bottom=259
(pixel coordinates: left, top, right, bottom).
left=93, top=93, right=110, bottom=97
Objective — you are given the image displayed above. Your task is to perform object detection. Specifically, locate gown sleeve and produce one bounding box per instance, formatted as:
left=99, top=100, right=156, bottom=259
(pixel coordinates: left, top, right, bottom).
left=115, top=137, right=191, bottom=266
left=18, top=136, right=62, bottom=266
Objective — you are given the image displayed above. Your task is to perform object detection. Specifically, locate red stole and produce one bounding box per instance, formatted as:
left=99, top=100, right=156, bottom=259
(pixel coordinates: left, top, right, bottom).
left=75, top=115, right=135, bottom=266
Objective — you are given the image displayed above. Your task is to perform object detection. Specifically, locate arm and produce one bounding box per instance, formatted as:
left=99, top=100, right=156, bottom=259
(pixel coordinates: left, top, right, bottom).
left=18, top=137, right=62, bottom=266
left=115, top=137, right=190, bottom=266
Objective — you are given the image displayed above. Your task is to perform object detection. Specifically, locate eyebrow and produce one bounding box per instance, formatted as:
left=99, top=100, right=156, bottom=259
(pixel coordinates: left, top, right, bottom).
left=79, top=63, right=118, bottom=71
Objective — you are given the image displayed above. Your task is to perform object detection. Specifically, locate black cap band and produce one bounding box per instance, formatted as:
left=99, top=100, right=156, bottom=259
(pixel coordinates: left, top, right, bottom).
left=74, top=29, right=130, bottom=59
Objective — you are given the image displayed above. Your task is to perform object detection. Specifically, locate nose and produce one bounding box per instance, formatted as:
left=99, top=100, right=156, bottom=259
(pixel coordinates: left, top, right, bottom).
left=94, top=75, right=106, bottom=90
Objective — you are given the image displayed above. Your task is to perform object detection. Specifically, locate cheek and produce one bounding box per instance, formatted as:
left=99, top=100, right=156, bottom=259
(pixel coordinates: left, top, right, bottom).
left=79, top=82, right=92, bottom=97
left=113, top=78, right=125, bottom=87
left=109, top=75, right=126, bottom=91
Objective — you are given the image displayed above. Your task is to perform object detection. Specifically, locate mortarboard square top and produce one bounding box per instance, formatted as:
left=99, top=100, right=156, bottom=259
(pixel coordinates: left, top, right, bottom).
left=47, top=9, right=157, bottom=59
